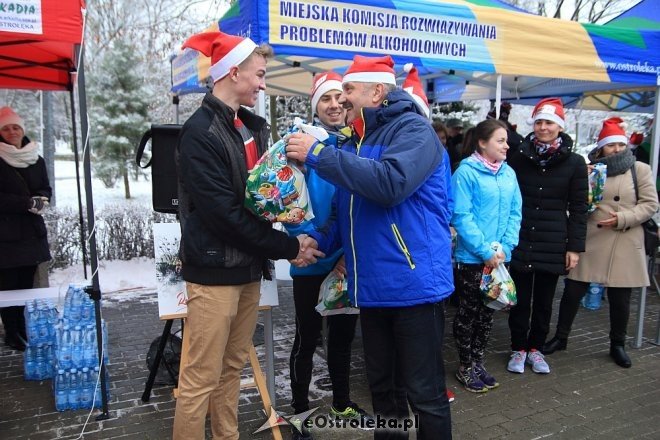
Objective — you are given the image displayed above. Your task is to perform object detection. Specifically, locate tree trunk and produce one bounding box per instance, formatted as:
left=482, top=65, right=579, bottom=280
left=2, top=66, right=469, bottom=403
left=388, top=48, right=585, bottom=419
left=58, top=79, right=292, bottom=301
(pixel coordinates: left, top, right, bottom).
left=42, top=91, right=56, bottom=206
left=123, top=166, right=131, bottom=199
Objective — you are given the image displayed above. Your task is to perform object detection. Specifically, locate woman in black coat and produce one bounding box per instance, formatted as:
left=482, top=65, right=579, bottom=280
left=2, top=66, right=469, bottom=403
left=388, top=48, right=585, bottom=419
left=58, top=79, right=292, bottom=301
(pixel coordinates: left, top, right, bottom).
left=505, top=98, right=588, bottom=375
left=0, top=107, right=51, bottom=351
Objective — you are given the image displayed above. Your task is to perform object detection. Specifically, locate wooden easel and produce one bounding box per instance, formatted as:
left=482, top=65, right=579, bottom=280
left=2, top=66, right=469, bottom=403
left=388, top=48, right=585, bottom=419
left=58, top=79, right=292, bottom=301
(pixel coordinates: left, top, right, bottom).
left=170, top=306, right=282, bottom=440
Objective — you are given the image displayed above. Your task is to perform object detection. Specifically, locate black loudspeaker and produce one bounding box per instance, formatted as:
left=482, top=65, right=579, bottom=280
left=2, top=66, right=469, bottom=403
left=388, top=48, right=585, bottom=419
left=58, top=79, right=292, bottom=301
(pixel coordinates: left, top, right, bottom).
left=136, top=124, right=182, bottom=214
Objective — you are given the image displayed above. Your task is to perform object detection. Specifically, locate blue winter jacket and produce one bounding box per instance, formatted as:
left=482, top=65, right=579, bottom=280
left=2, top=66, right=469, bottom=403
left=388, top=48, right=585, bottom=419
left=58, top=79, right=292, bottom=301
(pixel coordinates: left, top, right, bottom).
left=307, top=90, right=454, bottom=308
left=451, top=156, right=522, bottom=264
left=285, top=133, right=343, bottom=276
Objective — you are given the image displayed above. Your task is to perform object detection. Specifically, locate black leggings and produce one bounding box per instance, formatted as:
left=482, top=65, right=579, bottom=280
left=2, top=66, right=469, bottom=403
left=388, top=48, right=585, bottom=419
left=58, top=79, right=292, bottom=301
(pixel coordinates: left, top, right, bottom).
left=0, top=265, right=37, bottom=340
left=290, top=274, right=358, bottom=413
left=555, top=279, right=632, bottom=346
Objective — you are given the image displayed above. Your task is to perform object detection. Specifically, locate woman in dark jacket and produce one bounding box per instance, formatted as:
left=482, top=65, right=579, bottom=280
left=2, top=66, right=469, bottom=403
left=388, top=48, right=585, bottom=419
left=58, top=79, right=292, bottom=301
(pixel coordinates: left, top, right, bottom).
left=506, top=98, right=588, bottom=375
left=0, top=107, right=51, bottom=351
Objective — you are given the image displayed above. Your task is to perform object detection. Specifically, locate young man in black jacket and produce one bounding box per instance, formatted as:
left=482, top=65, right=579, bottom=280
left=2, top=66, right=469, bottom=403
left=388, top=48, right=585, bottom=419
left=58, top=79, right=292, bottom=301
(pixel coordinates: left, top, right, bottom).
left=172, top=31, right=321, bottom=440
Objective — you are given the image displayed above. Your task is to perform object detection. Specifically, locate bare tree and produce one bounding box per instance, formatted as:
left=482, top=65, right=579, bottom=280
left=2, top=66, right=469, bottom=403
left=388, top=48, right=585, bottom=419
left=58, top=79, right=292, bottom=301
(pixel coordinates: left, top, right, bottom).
left=504, top=0, right=633, bottom=23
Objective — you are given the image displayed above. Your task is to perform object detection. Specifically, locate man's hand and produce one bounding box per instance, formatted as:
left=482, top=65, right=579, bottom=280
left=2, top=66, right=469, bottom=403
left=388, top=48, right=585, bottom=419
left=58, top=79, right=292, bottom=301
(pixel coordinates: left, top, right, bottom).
left=28, top=196, right=49, bottom=215
left=285, top=132, right=318, bottom=164
left=290, top=235, right=325, bottom=267
left=565, top=251, right=580, bottom=271
left=332, top=255, right=347, bottom=279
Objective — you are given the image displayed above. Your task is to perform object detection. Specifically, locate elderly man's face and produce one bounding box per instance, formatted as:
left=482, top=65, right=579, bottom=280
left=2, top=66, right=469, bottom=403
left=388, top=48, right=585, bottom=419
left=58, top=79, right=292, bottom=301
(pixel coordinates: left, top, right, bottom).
left=339, top=82, right=381, bottom=125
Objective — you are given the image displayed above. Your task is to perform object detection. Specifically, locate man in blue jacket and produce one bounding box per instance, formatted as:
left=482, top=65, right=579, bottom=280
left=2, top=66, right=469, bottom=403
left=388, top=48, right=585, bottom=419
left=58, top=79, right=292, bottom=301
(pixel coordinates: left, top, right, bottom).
left=285, top=71, right=371, bottom=440
left=287, top=55, right=453, bottom=440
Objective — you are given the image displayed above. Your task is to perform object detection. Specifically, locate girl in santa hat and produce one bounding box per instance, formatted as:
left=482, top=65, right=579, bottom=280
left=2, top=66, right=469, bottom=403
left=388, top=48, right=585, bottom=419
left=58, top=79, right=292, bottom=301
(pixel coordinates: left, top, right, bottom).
left=543, top=117, right=658, bottom=368
left=0, top=106, right=52, bottom=351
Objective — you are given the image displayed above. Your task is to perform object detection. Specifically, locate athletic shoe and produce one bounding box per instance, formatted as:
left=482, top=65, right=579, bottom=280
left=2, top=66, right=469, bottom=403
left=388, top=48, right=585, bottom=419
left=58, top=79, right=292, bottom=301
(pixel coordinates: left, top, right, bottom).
left=507, top=350, right=526, bottom=374
left=526, top=349, right=550, bottom=374
left=455, top=367, right=488, bottom=393
left=330, top=403, right=375, bottom=430
left=473, top=363, right=499, bottom=389
left=447, top=389, right=455, bottom=403
left=289, top=416, right=313, bottom=440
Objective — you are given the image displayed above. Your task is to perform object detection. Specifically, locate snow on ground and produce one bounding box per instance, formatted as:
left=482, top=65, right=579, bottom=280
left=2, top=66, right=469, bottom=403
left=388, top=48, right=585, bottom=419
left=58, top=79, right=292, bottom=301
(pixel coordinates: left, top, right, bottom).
left=54, top=159, right=153, bottom=210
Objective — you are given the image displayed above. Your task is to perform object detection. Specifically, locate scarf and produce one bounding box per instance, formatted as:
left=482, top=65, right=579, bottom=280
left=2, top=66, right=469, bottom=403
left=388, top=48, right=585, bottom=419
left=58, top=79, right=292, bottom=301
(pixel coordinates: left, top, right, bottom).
left=314, top=116, right=350, bottom=146
left=588, top=146, right=636, bottom=177
left=531, top=134, right=563, bottom=166
left=470, top=152, right=502, bottom=174
left=0, top=140, right=39, bottom=168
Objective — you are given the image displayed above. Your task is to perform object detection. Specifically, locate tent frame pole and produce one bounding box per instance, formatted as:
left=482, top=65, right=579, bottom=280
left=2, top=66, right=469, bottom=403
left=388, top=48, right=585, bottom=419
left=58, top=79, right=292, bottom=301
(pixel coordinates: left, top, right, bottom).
left=68, top=87, right=88, bottom=279
left=77, top=48, right=111, bottom=420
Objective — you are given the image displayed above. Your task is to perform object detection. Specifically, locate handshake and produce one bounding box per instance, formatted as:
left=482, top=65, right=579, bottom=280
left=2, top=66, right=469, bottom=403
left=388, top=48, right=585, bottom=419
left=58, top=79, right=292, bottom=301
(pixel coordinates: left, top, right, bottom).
left=292, top=234, right=324, bottom=268
left=28, top=196, right=49, bottom=215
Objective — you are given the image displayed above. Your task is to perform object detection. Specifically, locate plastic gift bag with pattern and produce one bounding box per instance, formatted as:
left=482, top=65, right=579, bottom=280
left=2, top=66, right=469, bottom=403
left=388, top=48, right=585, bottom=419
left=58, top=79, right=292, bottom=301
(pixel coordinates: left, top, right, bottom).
left=587, top=163, right=607, bottom=214
left=480, top=243, right=517, bottom=311
left=244, top=118, right=326, bottom=224
left=315, top=272, right=360, bottom=316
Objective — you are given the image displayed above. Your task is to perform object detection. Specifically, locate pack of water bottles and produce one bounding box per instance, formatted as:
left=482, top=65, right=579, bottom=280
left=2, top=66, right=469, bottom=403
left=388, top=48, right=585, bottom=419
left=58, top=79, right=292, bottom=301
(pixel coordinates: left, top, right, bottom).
left=54, top=365, right=110, bottom=411
left=23, top=299, right=58, bottom=380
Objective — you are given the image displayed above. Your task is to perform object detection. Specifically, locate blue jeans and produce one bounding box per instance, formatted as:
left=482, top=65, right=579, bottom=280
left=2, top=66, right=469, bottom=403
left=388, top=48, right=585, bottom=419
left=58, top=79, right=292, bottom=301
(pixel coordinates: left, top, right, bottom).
left=360, top=302, right=452, bottom=440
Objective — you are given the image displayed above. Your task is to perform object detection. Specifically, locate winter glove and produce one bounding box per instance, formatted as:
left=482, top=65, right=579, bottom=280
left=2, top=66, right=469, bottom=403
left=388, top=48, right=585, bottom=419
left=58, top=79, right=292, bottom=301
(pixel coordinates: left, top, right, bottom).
left=28, top=196, right=49, bottom=215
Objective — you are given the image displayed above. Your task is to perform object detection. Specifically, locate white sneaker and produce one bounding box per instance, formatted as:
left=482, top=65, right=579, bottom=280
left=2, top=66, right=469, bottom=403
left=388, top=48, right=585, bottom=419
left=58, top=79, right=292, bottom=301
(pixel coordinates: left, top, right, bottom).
left=526, top=350, right=550, bottom=374
left=507, top=350, right=526, bottom=373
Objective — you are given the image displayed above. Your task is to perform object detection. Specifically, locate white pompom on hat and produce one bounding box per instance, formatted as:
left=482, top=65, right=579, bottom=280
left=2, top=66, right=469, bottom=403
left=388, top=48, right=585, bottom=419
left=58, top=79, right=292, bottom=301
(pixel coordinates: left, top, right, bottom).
left=310, top=71, right=343, bottom=115
left=597, top=117, right=628, bottom=149
left=342, top=55, right=396, bottom=85
left=527, top=97, right=565, bottom=129
left=402, top=63, right=430, bottom=118
left=0, top=106, right=25, bottom=131
left=182, top=30, right=257, bottom=82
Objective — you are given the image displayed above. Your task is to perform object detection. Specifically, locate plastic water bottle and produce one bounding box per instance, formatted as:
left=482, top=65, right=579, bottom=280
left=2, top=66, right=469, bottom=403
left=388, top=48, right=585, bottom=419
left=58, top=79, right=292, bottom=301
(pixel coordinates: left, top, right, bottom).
left=93, top=366, right=103, bottom=408
left=70, top=287, right=83, bottom=322
left=83, top=324, right=98, bottom=368
left=54, top=369, right=68, bottom=411
left=582, top=283, right=604, bottom=310
left=26, top=305, right=39, bottom=344
left=46, top=342, right=57, bottom=378
left=68, top=368, right=80, bottom=410
left=79, top=367, right=93, bottom=409
left=24, top=345, right=36, bottom=380
left=34, top=344, right=47, bottom=380
left=37, top=303, right=50, bottom=343
left=71, top=325, right=83, bottom=368
left=59, top=326, right=73, bottom=370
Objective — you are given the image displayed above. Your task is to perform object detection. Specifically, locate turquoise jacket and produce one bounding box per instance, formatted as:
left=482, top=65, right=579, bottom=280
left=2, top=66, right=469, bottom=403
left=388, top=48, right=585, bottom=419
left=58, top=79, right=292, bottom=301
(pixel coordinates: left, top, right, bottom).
left=285, top=132, right=343, bottom=276
left=451, top=156, right=522, bottom=263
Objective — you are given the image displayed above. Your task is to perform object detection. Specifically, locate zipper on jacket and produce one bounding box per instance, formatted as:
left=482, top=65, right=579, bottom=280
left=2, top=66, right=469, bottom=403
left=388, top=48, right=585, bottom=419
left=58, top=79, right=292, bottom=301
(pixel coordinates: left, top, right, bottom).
left=349, top=107, right=366, bottom=306
left=391, top=223, right=416, bottom=269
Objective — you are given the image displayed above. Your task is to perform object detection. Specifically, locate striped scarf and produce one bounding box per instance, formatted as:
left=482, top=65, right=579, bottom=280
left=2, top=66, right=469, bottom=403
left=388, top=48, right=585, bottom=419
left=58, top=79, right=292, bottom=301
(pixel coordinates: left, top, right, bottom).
left=531, top=134, right=562, bottom=166
left=470, top=152, right=502, bottom=174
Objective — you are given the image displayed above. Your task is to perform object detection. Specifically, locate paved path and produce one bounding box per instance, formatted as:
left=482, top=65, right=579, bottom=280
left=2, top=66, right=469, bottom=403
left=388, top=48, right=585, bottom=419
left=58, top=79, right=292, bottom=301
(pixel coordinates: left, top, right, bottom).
left=1, top=282, right=659, bottom=439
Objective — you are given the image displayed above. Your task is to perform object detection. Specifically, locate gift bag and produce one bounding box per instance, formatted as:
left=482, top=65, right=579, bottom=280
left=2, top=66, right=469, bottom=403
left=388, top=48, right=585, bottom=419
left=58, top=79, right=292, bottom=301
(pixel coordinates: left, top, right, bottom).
left=587, top=163, right=607, bottom=214
left=244, top=118, right=329, bottom=224
left=480, top=243, right=517, bottom=311
left=315, top=272, right=360, bottom=316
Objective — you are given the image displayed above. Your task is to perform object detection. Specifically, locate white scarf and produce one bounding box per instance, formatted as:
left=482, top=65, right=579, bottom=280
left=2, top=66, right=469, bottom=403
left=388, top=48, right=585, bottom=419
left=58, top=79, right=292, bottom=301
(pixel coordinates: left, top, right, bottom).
left=0, top=140, right=39, bottom=168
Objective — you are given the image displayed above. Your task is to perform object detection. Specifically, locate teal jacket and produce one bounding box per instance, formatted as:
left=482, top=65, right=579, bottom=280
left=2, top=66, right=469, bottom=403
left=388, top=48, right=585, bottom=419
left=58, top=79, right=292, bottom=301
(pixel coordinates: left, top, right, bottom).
left=451, top=156, right=522, bottom=263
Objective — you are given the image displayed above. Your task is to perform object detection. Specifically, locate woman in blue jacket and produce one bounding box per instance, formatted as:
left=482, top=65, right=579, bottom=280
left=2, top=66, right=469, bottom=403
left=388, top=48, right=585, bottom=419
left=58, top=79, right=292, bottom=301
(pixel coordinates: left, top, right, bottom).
left=451, top=119, right=522, bottom=393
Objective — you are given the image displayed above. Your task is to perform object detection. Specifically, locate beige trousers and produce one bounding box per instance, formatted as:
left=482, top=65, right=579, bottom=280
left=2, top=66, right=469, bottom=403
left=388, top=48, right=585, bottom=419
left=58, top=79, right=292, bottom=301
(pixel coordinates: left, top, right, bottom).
left=172, top=281, right=261, bottom=440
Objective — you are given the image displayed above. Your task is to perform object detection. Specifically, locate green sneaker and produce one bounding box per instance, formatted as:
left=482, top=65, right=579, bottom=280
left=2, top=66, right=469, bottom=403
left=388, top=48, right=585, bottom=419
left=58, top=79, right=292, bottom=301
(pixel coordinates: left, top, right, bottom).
left=329, top=403, right=375, bottom=430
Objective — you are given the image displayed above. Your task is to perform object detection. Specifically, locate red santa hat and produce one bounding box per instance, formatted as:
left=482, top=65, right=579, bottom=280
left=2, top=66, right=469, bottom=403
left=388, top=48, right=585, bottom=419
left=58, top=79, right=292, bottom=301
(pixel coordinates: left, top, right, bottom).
left=342, top=55, right=396, bottom=85
left=529, top=97, right=565, bottom=129
left=182, top=31, right=257, bottom=82
left=310, top=71, right=343, bottom=115
left=0, top=106, right=25, bottom=131
left=597, top=117, right=628, bottom=148
left=402, top=63, right=429, bottom=118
